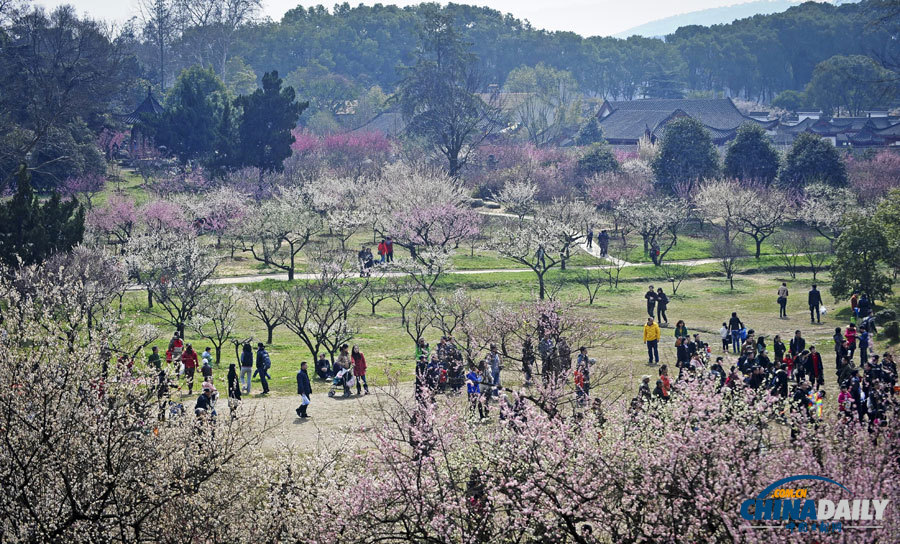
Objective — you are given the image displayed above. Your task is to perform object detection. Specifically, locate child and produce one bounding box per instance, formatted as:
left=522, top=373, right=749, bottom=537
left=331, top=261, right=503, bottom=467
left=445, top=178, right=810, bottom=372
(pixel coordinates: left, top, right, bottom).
left=201, top=347, right=213, bottom=366
left=466, top=365, right=485, bottom=419
left=574, top=366, right=586, bottom=406
left=838, top=384, right=852, bottom=418
left=719, top=322, right=729, bottom=352
left=201, top=358, right=213, bottom=382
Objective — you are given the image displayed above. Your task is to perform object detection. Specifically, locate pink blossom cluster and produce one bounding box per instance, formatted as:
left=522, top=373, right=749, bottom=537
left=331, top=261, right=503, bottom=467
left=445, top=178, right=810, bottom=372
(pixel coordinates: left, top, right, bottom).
left=290, top=129, right=394, bottom=178
left=468, top=142, right=578, bottom=201
left=847, top=150, right=900, bottom=202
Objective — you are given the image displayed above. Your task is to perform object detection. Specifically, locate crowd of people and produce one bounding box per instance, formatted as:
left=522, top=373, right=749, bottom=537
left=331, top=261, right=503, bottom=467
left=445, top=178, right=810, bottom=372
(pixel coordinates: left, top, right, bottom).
left=143, top=279, right=895, bottom=436
left=636, top=284, right=897, bottom=432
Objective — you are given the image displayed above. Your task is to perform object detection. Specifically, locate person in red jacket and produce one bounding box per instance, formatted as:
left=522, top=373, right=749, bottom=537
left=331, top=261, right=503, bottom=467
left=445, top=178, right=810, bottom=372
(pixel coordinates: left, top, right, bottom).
left=182, top=344, right=199, bottom=395
left=377, top=239, right=387, bottom=264
left=351, top=345, right=369, bottom=395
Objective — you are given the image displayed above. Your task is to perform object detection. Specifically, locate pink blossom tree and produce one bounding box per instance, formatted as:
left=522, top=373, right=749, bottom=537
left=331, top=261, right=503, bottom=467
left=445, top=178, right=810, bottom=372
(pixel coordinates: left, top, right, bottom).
left=85, top=194, right=137, bottom=248
left=60, top=173, right=106, bottom=210
left=848, top=150, right=900, bottom=202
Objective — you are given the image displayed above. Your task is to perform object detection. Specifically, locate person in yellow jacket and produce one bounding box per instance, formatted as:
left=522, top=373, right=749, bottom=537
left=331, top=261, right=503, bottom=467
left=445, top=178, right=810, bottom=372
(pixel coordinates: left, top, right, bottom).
left=643, top=317, right=661, bottom=366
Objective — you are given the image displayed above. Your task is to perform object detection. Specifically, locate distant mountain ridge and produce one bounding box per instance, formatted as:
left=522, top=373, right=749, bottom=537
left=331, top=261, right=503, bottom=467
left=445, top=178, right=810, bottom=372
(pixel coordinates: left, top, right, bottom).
left=614, top=0, right=848, bottom=38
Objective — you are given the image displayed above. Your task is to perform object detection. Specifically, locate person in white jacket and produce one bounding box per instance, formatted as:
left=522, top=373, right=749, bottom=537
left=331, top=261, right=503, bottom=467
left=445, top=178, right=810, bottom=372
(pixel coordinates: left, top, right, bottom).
left=719, top=323, right=729, bottom=352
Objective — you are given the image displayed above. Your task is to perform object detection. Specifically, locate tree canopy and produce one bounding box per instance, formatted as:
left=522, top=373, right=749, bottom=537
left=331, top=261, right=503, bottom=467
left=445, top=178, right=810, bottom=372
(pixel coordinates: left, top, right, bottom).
left=780, top=132, right=848, bottom=189
left=651, top=117, right=719, bottom=193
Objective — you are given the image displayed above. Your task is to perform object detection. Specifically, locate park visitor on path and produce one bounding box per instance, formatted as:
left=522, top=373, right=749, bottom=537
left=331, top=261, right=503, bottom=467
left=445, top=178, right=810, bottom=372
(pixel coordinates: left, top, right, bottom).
left=351, top=345, right=369, bottom=395
left=256, top=343, right=270, bottom=395
left=182, top=344, right=198, bottom=395
left=727, top=312, right=744, bottom=354
left=643, top=317, right=660, bottom=366
left=296, top=361, right=312, bottom=418
left=655, top=287, right=669, bottom=325
left=226, top=363, right=241, bottom=417
left=644, top=285, right=656, bottom=319
left=240, top=343, right=253, bottom=394
left=808, top=284, right=823, bottom=324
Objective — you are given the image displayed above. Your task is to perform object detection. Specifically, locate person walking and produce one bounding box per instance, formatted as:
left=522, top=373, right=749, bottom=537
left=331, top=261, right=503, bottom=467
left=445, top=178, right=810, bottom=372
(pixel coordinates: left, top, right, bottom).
left=377, top=239, right=387, bottom=264
left=466, top=364, right=485, bottom=419
left=351, top=345, right=369, bottom=395
left=790, top=330, right=806, bottom=358
left=643, top=318, right=661, bottom=366
left=777, top=282, right=789, bottom=318
left=808, top=284, right=823, bottom=324
left=226, top=363, right=241, bottom=417
left=182, top=344, right=198, bottom=395
left=296, top=361, right=312, bottom=418
left=240, top=343, right=253, bottom=394
left=586, top=226, right=593, bottom=249
left=256, top=342, right=270, bottom=395
left=644, top=285, right=657, bottom=318
left=655, top=287, right=669, bottom=325
left=728, top=312, right=744, bottom=354
left=488, top=344, right=502, bottom=397
left=598, top=230, right=609, bottom=257
left=385, top=237, right=394, bottom=263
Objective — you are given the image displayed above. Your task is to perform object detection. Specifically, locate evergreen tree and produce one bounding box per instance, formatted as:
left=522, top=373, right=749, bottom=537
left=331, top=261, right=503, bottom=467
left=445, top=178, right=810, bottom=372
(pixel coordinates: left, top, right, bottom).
left=576, top=142, right=620, bottom=177
left=0, top=165, right=84, bottom=268
left=145, top=66, right=228, bottom=165
left=651, top=117, right=719, bottom=193
left=723, top=123, right=780, bottom=184
left=234, top=71, right=307, bottom=173
left=780, top=132, right=848, bottom=188
left=575, top=117, right=604, bottom=146
left=830, top=216, right=892, bottom=301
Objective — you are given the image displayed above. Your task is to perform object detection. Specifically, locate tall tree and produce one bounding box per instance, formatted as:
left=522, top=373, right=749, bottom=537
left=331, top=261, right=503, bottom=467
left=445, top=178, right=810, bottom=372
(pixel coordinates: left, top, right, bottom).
left=651, top=117, right=719, bottom=194
left=140, top=0, right=178, bottom=89
left=234, top=71, right=307, bottom=173
left=0, top=6, right=126, bottom=187
left=805, top=55, right=897, bottom=116
left=830, top=216, right=892, bottom=301
left=398, top=8, right=502, bottom=176
left=723, top=123, right=780, bottom=184
left=780, top=132, right=848, bottom=189
left=146, top=66, right=227, bottom=165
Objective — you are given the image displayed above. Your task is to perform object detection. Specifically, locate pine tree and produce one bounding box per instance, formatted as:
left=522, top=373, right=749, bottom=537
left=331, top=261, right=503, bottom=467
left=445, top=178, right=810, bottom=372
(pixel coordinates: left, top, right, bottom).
left=0, top=164, right=84, bottom=268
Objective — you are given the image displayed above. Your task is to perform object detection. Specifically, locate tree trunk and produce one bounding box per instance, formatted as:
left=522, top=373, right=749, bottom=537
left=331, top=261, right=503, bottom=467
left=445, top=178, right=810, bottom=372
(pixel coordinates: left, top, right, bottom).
left=215, top=346, right=221, bottom=366
left=288, top=252, right=295, bottom=281
left=267, top=325, right=275, bottom=345
left=755, top=238, right=762, bottom=259
left=147, top=288, right=153, bottom=309
left=538, top=272, right=546, bottom=300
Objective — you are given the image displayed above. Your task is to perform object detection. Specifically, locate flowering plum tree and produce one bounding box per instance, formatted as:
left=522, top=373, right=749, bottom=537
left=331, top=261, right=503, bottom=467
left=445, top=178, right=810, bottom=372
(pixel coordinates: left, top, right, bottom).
left=491, top=215, right=568, bottom=300
left=86, top=194, right=137, bottom=248
left=238, top=186, right=323, bottom=281
left=191, top=286, right=239, bottom=365
left=60, top=173, right=106, bottom=210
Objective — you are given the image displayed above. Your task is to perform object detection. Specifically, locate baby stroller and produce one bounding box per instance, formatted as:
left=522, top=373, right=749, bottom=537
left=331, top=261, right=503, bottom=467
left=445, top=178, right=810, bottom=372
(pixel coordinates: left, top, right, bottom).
left=328, top=368, right=355, bottom=397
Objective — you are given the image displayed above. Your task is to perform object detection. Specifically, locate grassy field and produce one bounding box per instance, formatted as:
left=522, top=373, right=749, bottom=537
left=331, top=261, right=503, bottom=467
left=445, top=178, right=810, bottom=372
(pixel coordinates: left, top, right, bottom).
left=135, top=267, right=883, bottom=406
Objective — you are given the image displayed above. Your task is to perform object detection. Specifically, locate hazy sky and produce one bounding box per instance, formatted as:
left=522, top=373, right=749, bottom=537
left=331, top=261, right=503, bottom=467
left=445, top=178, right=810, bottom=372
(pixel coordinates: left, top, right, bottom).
left=35, top=0, right=802, bottom=37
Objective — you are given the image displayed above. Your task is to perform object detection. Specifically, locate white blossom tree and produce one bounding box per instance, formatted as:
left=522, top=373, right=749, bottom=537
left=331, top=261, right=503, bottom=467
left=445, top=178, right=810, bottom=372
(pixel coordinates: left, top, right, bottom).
left=495, top=180, right=538, bottom=220
left=238, top=186, right=323, bottom=281
left=615, top=194, right=686, bottom=265
left=491, top=215, right=568, bottom=300
left=191, top=286, right=239, bottom=364
left=243, top=289, right=288, bottom=344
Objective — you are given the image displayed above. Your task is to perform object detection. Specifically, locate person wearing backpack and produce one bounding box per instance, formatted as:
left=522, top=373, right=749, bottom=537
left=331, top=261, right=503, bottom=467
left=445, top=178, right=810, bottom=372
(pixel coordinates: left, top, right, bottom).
left=256, top=343, right=270, bottom=395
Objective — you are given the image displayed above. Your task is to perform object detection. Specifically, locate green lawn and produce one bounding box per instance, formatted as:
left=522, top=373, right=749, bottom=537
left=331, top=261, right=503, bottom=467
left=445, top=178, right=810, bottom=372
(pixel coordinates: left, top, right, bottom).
left=134, top=265, right=880, bottom=404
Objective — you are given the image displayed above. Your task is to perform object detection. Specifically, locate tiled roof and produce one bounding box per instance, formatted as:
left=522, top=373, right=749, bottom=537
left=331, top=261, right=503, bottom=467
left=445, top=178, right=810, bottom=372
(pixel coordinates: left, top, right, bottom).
left=598, top=98, right=773, bottom=144
left=120, top=88, right=164, bottom=124
left=348, top=111, right=406, bottom=137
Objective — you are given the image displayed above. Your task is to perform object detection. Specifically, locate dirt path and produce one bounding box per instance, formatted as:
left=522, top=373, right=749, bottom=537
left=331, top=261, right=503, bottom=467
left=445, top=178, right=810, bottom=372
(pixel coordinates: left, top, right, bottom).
left=223, top=384, right=413, bottom=450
